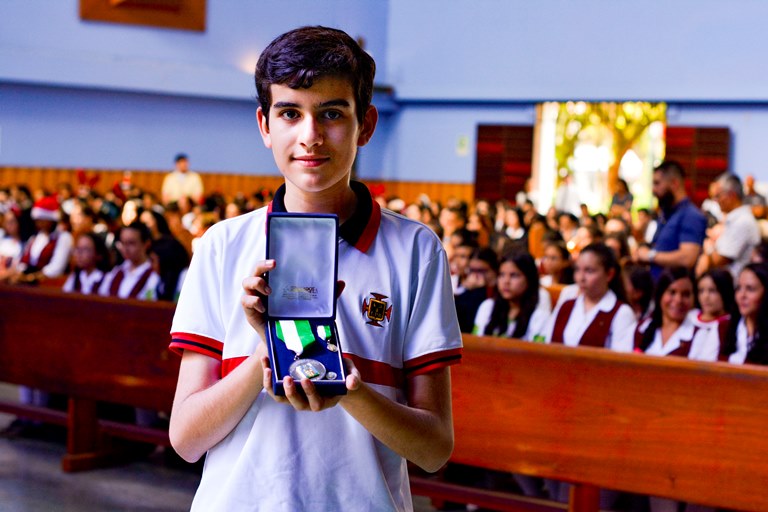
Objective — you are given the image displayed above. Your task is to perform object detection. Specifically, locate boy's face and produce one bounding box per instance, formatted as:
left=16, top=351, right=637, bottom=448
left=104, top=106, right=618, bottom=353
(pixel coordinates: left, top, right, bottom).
left=257, top=76, right=377, bottom=196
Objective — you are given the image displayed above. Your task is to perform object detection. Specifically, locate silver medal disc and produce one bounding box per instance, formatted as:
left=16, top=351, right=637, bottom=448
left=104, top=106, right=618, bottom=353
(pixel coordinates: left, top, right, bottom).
left=289, top=359, right=327, bottom=381
left=326, top=371, right=338, bottom=380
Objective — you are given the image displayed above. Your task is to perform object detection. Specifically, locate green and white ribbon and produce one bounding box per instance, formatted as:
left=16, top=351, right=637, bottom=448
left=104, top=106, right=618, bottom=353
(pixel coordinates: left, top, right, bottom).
left=317, top=324, right=332, bottom=341
left=276, top=320, right=315, bottom=356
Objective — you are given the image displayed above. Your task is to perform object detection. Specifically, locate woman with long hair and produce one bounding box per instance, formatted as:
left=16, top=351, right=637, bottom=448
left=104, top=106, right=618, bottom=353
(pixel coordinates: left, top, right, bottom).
left=691, top=268, right=734, bottom=348
left=473, top=249, right=551, bottom=340
left=721, top=262, right=768, bottom=365
left=635, top=266, right=719, bottom=361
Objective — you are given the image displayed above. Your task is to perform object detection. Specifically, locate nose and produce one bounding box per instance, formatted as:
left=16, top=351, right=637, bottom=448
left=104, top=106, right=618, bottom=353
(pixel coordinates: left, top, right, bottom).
left=298, top=116, right=322, bottom=149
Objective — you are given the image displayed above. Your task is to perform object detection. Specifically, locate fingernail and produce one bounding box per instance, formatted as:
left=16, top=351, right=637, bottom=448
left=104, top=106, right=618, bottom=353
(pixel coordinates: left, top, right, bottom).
left=265, top=285, right=272, bottom=294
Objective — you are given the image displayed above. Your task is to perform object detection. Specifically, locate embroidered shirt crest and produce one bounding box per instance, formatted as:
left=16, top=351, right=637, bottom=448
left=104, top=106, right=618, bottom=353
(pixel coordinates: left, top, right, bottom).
left=362, top=292, right=392, bottom=327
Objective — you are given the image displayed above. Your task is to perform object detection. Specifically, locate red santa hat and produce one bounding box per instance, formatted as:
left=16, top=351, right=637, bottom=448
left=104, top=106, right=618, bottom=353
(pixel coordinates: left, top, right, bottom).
left=31, top=195, right=61, bottom=222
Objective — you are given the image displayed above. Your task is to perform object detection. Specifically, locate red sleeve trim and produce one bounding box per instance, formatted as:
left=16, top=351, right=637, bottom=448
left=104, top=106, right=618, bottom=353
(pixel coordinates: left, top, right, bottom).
left=221, top=356, right=248, bottom=378
left=354, top=199, right=381, bottom=253
left=169, top=332, right=223, bottom=360
left=404, top=347, right=463, bottom=376
left=343, top=353, right=405, bottom=389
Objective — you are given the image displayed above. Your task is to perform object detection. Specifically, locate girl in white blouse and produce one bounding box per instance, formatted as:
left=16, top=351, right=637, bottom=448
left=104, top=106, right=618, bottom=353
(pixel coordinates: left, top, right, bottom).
left=722, top=262, right=768, bottom=364
left=473, top=249, right=550, bottom=341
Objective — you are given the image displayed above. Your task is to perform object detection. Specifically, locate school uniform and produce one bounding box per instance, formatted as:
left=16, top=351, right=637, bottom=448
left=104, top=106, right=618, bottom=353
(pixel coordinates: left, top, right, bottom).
left=542, top=291, right=636, bottom=352
left=98, top=260, right=159, bottom=301
left=635, top=315, right=719, bottom=361
left=472, top=293, right=551, bottom=341
left=169, top=181, right=462, bottom=511
left=62, top=269, right=105, bottom=295
left=18, top=230, right=73, bottom=278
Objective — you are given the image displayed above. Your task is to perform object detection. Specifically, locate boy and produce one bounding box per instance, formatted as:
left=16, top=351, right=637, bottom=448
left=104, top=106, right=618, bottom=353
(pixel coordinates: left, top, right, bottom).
left=168, top=26, right=462, bottom=511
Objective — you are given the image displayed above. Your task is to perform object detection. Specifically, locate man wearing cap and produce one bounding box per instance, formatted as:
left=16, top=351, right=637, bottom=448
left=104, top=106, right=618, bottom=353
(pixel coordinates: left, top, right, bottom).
left=14, top=195, right=73, bottom=284
left=161, top=153, right=204, bottom=206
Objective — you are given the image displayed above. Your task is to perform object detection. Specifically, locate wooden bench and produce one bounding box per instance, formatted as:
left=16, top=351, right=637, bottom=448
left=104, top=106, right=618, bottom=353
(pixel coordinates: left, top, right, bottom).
left=410, top=334, right=768, bottom=512
left=1, top=286, right=767, bottom=511
left=0, top=286, right=177, bottom=471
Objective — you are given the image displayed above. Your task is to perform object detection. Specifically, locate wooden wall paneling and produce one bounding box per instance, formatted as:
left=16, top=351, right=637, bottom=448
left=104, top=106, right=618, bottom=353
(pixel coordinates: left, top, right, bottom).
left=664, top=126, right=730, bottom=206
left=0, top=167, right=474, bottom=210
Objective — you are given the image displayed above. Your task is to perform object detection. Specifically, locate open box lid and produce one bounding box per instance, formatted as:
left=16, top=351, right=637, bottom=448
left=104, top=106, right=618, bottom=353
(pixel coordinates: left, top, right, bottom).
left=266, top=212, right=339, bottom=320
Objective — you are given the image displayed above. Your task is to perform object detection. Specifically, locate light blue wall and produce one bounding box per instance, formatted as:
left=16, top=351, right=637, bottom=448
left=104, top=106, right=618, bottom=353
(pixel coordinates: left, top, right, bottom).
left=2, top=0, right=768, bottom=184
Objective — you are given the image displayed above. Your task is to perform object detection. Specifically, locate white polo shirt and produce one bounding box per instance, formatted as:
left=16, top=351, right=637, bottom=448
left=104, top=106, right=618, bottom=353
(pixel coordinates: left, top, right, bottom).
left=715, top=204, right=760, bottom=278
left=170, top=182, right=462, bottom=512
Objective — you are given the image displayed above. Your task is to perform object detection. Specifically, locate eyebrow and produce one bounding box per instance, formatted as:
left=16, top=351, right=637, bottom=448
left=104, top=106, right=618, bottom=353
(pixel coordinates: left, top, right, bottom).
left=273, top=99, right=351, bottom=109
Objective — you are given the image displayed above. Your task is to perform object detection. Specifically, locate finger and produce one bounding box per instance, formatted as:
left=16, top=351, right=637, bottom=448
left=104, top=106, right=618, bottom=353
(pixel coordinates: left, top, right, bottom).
left=300, top=379, right=324, bottom=412
left=261, top=356, right=287, bottom=403
left=241, top=294, right=267, bottom=314
left=283, top=376, right=310, bottom=411
left=242, top=259, right=276, bottom=296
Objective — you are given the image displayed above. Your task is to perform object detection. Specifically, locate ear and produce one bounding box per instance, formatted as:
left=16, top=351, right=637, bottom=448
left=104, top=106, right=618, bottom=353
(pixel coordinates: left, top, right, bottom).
left=356, top=105, right=378, bottom=147
left=606, top=267, right=616, bottom=283
left=257, top=107, right=272, bottom=149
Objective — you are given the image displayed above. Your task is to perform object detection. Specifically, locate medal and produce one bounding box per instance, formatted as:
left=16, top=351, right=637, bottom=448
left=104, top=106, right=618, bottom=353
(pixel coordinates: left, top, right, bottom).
left=317, top=324, right=338, bottom=352
left=289, top=359, right=327, bottom=381
left=276, top=320, right=316, bottom=357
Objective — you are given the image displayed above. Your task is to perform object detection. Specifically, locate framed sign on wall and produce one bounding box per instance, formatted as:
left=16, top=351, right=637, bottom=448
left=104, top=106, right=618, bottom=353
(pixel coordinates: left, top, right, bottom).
left=80, top=0, right=206, bottom=32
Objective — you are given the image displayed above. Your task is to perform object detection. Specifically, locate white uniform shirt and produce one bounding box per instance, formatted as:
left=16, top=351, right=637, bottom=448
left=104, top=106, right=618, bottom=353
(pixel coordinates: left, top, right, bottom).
left=542, top=290, right=637, bottom=352
left=62, top=269, right=105, bottom=295
left=23, top=230, right=73, bottom=278
left=169, top=182, right=462, bottom=512
left=728, top=318, right=751, bottom=365
left=637, top=315, right=719, bottom=361
left=98, top=259, right=159, bottom=300
left=472, top=292, right=551, bottom=341
left=715, top=204, right=760, bottom=278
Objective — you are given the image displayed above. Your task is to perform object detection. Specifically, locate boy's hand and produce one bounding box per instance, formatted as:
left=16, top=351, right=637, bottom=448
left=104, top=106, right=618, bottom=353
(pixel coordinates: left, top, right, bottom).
left=241, top=259, right=276, bottom=340
left=260, top=355, right=361, bottom=411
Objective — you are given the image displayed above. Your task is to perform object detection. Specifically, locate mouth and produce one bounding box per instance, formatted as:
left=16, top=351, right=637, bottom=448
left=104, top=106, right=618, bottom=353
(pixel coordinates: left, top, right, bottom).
left=293, top=155, right=330, bottom=168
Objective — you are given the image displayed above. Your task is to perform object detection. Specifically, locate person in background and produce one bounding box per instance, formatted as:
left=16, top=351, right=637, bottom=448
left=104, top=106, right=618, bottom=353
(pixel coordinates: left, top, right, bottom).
left=62, top=232, right=110, bottom=295
left=722, top=263, right=768, bottom=365
left=634, top=266, right=719, bottom=361
left=637, top=161, right=707, bottom=279
left=13, top=195, right=73, bottom=285
left=542, top=242, right=636, bottom=351
left=99, top=221, right=159, bottom=301
left=609, top=178, right=633, bottom=218
left=696, top=173, right=760, bottom=279
left=690, top=268, right=734, bottom=349
left=162, top=153, right=204, bottom=206
left=455, top=247, right=499, bottom=333
left=473, top=249, right=551, bottom=342
left=623, top=263, right=654, bottom=321
left=743, top=174, right=766, bottom=220
left=0, top=208, right=24, bottom=283
left=539, top=239, right=574, bottom=287
left=139, top=209, right=190, bottom=302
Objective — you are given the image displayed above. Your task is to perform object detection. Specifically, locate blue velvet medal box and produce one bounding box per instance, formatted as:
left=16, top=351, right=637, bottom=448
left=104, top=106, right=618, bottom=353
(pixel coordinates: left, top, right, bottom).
left=265, top=213, right=346, bottom=396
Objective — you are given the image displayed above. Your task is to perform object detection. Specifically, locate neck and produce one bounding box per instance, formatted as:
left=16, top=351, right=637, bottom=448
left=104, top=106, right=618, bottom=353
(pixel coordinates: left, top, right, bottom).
left=582, top=289, right=608, bottom=309
left=660, top=318, right=683, bottom=344
left=283, top=180, right=358, bottom=224
left=699, top=311, right=724, bottom=322
left=128, top=257, right=147, bottom=270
